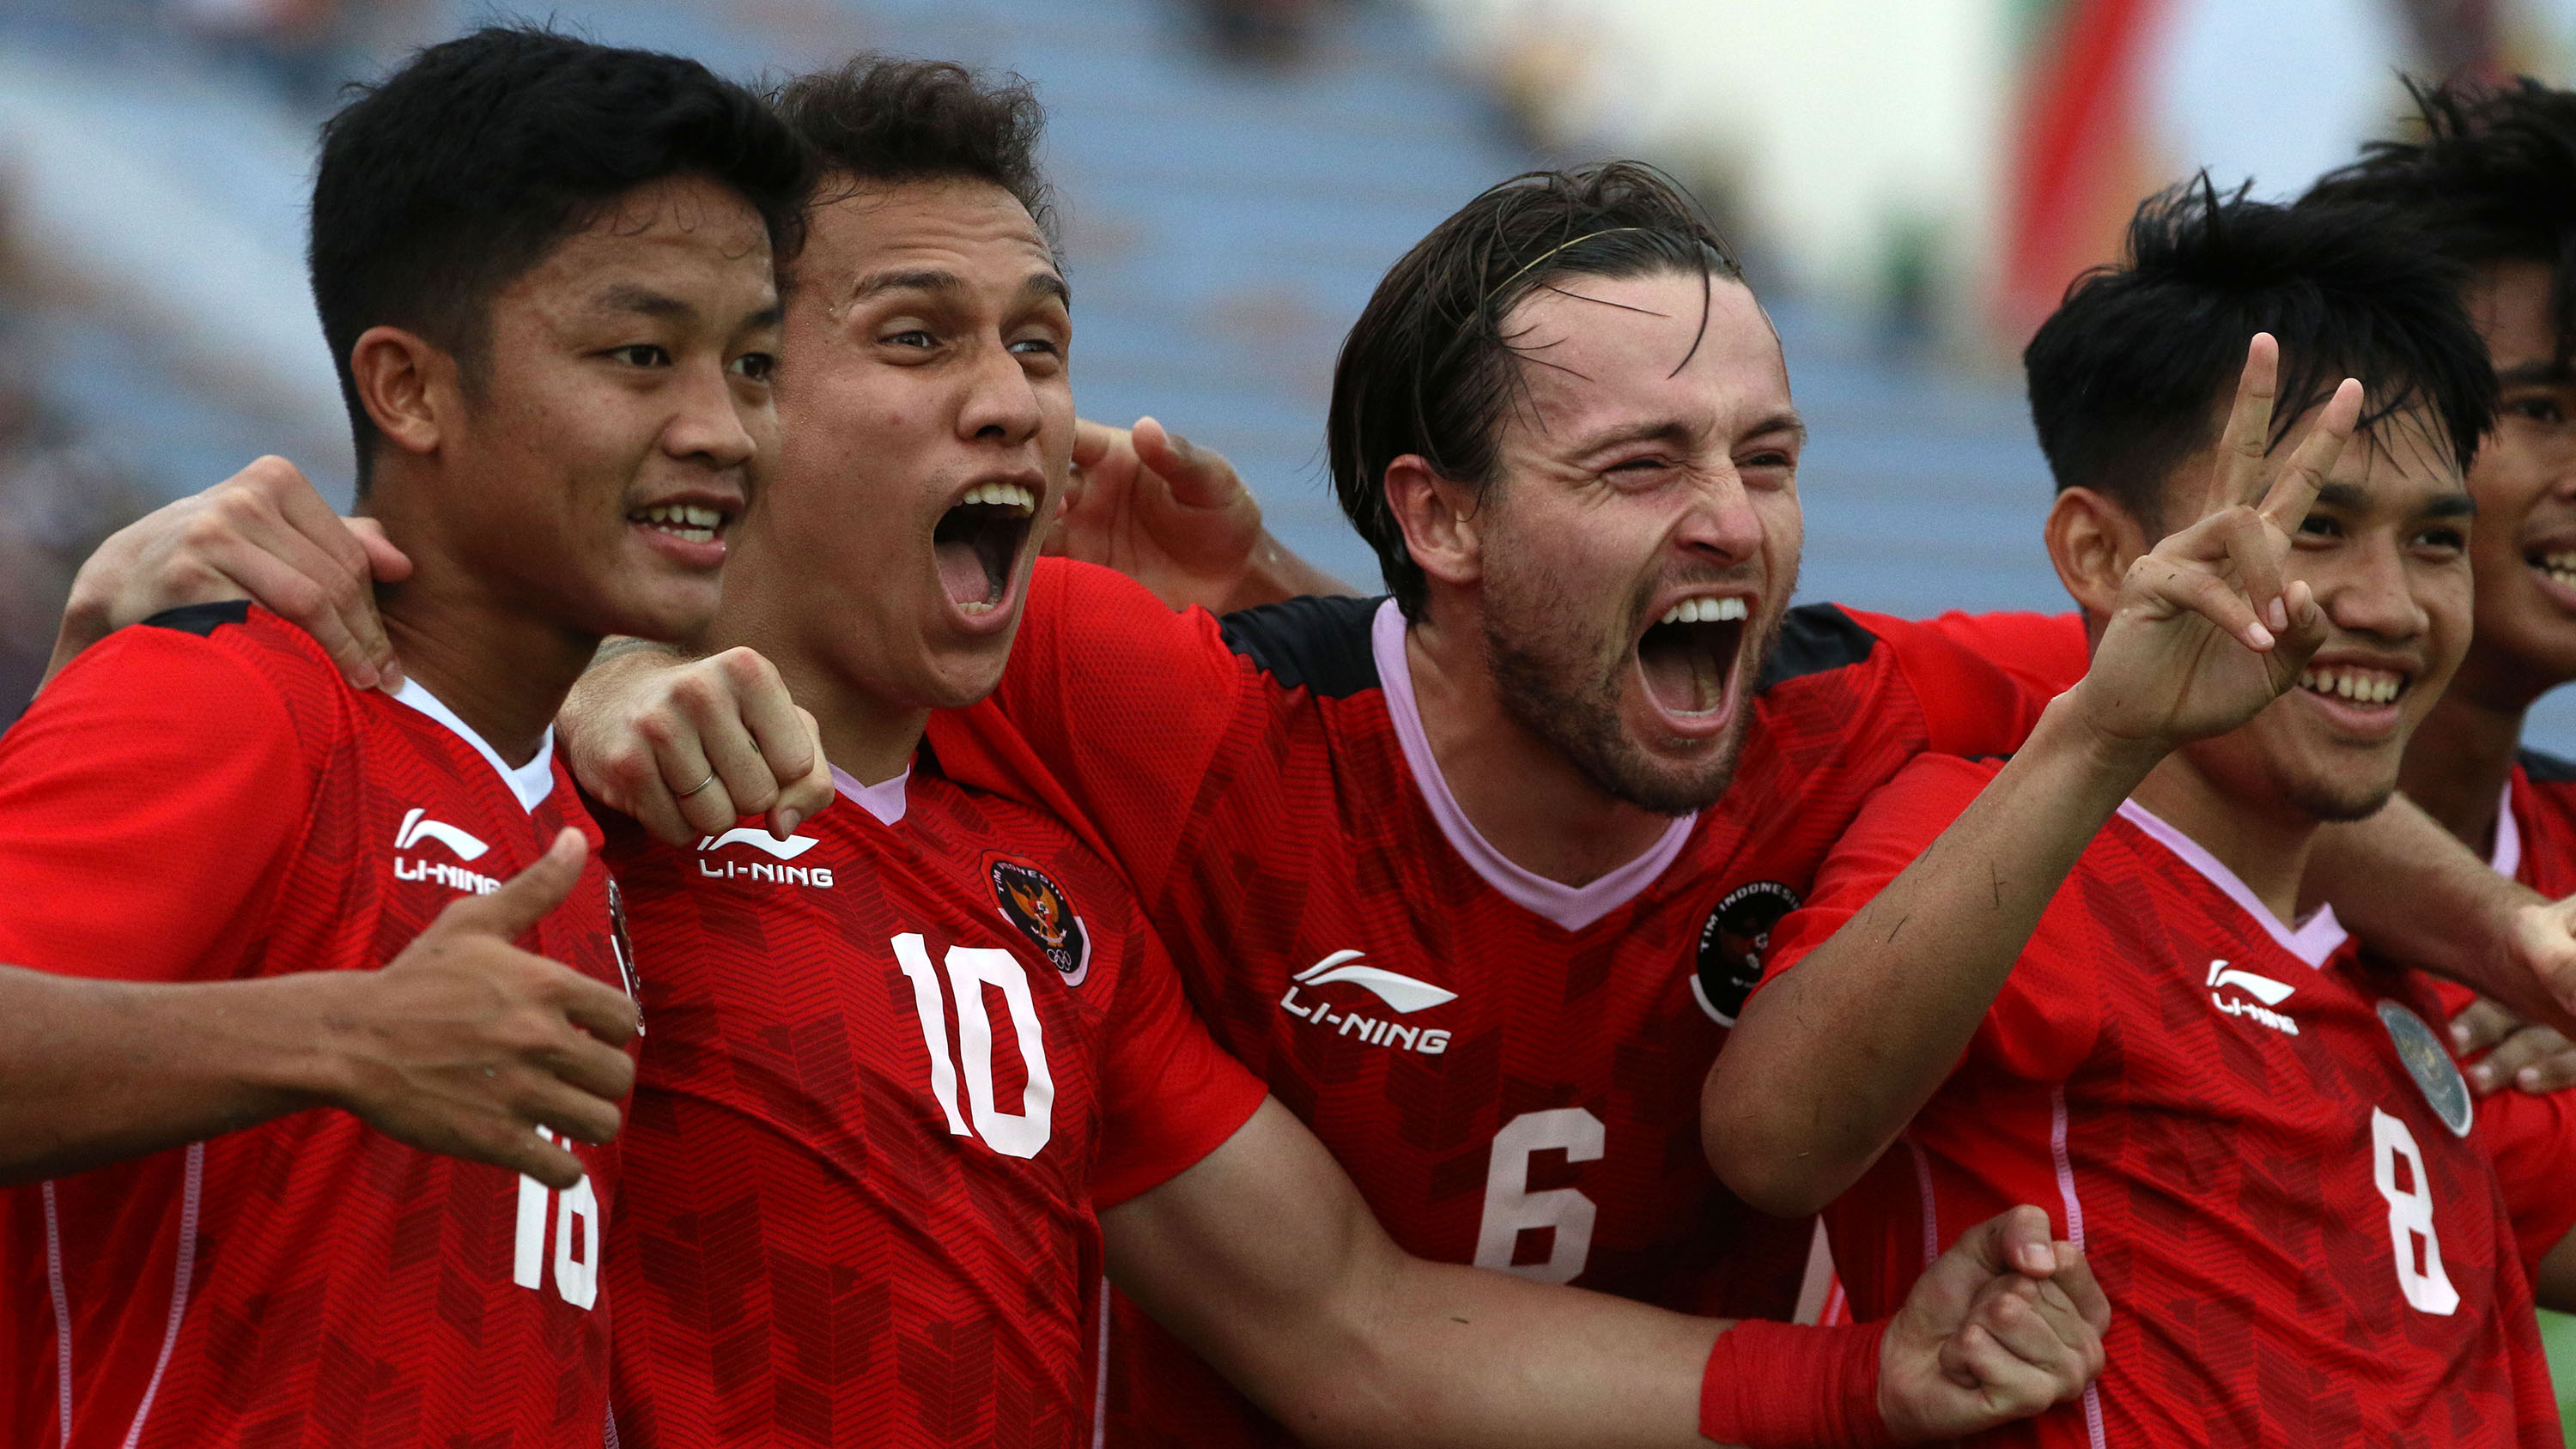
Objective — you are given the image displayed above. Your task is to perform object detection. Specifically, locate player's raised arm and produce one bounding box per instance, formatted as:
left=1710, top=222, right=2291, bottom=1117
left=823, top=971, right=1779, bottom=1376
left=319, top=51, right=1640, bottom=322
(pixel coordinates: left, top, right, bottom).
left=1704, top=336, right=2354, bottom=1218
left=0, top=830, right=636, bottom=1191
left=1054, top=415, right=1358, bottom=610
left=1104, top=1099, right=2105, bottom=1449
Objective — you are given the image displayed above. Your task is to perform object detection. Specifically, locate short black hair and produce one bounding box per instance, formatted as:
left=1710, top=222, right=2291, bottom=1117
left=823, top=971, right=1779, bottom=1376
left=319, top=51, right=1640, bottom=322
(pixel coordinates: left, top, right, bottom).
left=310, top=26, right=809, bottom=488
left=774, top=56, right=1056, bottom=247
left=1329, top=162, right=1742, bottom=618
left=2025, top=177, right=2494, bottom=524
left=2306, top=76, right=2576, bottom=367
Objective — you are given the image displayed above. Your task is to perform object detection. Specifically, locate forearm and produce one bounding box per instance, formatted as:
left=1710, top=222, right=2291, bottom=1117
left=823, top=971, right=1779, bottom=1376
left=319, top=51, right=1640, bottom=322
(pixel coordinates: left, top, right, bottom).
left=2307, top=800, right=2576, bottom=1033
left=1218, top=530, right=1361, bottom=612
left=0, top=966, right=343, bottom=1183
left=1705, top=698, right=2153, bottom=1214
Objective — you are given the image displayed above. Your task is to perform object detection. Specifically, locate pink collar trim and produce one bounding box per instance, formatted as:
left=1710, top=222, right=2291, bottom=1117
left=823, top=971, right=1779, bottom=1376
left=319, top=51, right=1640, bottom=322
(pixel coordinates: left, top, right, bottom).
left=1370, top=600, right=1695, bottom=932
left=829, top=764, right=910, bottom=827
left=2114, top=797, right=2346, bottom=967
left=2491, top=777, right=2523, bottom=879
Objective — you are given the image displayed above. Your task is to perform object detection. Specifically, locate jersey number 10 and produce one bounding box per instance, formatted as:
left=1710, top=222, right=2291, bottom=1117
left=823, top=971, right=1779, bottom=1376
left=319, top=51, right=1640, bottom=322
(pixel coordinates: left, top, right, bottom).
left=895, top=933, right=1058, bottom=1159
left=513, top=1127, right=600, bottom=1311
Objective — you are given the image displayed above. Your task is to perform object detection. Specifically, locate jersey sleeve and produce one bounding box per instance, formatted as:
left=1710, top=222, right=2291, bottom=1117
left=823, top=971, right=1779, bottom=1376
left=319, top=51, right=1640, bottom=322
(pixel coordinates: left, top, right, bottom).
left=2468, top=1068, right=2576, bottom=1272
left=1913, top=609, right=2091, bottom=708
left=0, top=617, right=313, bottom=981
left=927, top=559, right=1249, bottom=905
left=1755, top=754, right=2104, bottom=1084
left=1842, top=609, right=2063, bottom=758
left=1091, top=918, right=1267, bottom=1208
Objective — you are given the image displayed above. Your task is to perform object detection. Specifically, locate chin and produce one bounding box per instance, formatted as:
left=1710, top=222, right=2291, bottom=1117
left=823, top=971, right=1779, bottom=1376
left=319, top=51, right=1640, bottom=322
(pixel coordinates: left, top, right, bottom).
left=2280, top=762, right=2401, bottom=825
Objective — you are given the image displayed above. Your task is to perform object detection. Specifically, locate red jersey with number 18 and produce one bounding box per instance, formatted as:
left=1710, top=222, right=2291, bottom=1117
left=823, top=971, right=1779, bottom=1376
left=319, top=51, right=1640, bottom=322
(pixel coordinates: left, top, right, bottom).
left=599, top=755, right=1267, bottom=1449
left=923, top=559, right=2047, bottom=1447
left=1759, top=754, right=2561, bottom=1448
left=0, top=603, right=633, bottom=1449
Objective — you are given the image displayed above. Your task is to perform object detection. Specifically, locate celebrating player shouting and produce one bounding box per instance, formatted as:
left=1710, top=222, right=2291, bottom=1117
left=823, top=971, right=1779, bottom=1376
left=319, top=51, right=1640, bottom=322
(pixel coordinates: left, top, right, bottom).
left=1708, top=186, right=2568, bottom=1446
left=0, top=30, right=807, bottom=1448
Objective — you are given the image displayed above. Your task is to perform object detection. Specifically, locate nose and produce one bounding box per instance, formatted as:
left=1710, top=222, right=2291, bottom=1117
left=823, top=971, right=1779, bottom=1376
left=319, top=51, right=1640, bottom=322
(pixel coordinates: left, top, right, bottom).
left=663, top=359, right=762, bottom=471
left=957, top=336, right=1044, bottom=446
left=2320, top=532, right=2428, bottom=644
left=1674, top=465, right=1765, bottom=567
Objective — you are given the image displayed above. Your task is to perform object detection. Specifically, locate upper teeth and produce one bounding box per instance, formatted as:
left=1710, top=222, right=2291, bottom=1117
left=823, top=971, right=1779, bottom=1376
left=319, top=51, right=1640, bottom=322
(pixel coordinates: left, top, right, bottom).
left=1659, top=596, right=1749, bottom=626
left=2298, top=666, right=2403, bottom=704
left=639, top=504, right=722, bottom=530
left=959, top=482, right=1037, bottom=515
left=2538, top=552, right=2576, bottom=583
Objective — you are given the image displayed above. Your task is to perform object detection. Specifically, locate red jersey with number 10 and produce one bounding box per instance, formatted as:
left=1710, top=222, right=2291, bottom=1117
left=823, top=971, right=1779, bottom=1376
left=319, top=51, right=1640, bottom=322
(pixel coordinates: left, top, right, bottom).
left=0, top=603, right=632, bottom=1449
left=599, top=756, right=1267, bottom=1449
left=1759, top=755, right=2560, bottom=1448
left=924, top=559, right=2045, bottom=1446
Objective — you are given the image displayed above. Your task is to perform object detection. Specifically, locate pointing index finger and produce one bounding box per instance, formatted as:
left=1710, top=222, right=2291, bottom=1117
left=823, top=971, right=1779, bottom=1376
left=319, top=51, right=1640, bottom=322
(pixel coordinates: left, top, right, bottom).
left=2208, top=334, right=2281, bottom=517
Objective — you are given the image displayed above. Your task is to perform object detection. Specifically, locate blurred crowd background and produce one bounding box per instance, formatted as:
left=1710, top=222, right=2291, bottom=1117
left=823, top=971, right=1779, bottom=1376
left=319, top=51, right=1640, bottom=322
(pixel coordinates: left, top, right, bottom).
left=3, top=0, right=2576, bottom=1428
left=0, top=0, right=2570, bottom=717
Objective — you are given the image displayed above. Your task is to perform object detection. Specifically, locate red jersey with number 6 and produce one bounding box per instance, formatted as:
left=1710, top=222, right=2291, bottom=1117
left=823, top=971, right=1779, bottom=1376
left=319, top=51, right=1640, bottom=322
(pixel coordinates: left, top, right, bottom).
left=599, top=756, right=1267, bottom=1449
left=923, top=559, right=2047, bottom=1446
left=0, top=603, right=633, bottom=1449
left=1759, top=754, right=2561, bottom=1448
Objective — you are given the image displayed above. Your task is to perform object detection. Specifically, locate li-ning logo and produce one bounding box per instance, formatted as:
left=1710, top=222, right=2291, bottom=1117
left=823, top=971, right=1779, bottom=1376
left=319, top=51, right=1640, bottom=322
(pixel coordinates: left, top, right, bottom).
left=2208, top=959, right=2299, bottom=1035
left=393, top=807, right=501, bottom=894
left=696, top=828, right=833, bottom=888
left=1276, top=950, right=1455, bottom=1055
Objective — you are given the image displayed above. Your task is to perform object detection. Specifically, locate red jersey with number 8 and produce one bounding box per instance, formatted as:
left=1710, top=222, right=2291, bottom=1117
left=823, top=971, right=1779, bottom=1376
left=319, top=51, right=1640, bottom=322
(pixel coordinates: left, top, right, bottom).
left=1758, top=754, right=2561, bottom=1448
left=924, top=560, right=2048, bottom=1446
left=0, top=603, right=632, bottom=1449
left=598, top=756, right=1267, bottom=1449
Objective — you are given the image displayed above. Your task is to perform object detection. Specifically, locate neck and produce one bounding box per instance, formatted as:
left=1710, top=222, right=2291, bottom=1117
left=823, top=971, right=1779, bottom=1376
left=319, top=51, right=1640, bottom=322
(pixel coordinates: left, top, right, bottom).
left=709, top=560, right=923, bottom=789
left=1404, top=599, right=1678, bottom=888
left=2401, top=651, right=2539, bottom=858
left=2128, top=752, right=2318, bottom=923
left=362, top=488, right=598, bottom=768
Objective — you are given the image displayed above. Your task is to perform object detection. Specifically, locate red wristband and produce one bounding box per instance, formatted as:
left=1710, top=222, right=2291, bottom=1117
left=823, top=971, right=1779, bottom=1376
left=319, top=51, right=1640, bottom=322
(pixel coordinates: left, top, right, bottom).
left=1699, top=1319, right=1896, bottom=1449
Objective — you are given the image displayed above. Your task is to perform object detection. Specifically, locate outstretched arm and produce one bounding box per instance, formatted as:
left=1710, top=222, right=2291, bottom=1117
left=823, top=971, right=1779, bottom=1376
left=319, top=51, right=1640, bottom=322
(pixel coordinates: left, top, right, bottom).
left=0, top=832, right=636, bottom=1190
left=1706, top=337, right=2354, bottom=1216
left=1105, top=1100, right=2106, bottom=1449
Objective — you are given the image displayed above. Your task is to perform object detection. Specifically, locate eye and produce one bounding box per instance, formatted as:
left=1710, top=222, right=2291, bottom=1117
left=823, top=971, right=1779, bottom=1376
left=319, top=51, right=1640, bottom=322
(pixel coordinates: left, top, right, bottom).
left=730, top=352, right=776, bottom=383
left=883, top=328, right=937, bottom=350
left=2297, top=513, right=2342, bottom=540
left=2507, top=395, right=2568, bottom=426
left=609, top=344, right=671, bottom=367
left=2413, top=524, right=2467, bottom=552
left=1009, top=336, right=1061, bottom=358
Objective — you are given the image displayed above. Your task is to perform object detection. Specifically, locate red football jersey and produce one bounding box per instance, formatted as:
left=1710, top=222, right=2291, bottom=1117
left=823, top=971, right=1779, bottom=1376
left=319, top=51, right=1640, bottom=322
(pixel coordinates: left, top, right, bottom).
left=599, top=756, right=1267, bottom=1449
left=0, top=603, right=633, bottom=1449
left=923, top=559, right=2047, bottom=1446
left=1920, top=608, right=2576, bottom=1276
left=1760, top=755, right=2562, bottom=1448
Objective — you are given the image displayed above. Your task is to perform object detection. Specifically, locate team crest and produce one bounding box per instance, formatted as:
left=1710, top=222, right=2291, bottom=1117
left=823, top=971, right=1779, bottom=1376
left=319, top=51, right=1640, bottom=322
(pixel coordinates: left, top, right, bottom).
left=1692, top=881, right=1801, bottom=1026
left=606, top=876, right=643, bottom=1036
left=2378, top=1000, right=2472, bottom=1137
left=987, top=854, right=1091, bottom=985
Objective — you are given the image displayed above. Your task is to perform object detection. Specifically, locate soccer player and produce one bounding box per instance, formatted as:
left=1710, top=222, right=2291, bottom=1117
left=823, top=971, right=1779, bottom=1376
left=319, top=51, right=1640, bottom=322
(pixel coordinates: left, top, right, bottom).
left=0, top=28, right=808, bottom=1448
left=1705, top=185, right=2567, bottom=1445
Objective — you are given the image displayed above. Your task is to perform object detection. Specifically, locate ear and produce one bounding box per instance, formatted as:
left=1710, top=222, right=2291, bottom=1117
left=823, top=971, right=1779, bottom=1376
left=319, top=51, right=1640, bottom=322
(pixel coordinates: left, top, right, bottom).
left=1383, top=454, right=1486, bottom=591
left=347, top=325, right=457, bottom=461
left=2044, top=487, right=2151, bottom=619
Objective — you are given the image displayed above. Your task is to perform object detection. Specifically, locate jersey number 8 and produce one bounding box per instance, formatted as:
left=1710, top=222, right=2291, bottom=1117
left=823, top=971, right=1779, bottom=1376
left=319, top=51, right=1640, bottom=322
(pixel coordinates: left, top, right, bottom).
left=2371, top=1106, right=2458, bottom=1315
left=895, top=933, right=1058, bottom=1159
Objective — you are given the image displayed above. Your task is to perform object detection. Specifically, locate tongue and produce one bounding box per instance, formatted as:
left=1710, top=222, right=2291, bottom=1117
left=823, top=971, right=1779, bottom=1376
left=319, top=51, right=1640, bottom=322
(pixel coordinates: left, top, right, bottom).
left=936, top=540, right=990, bottom=606
left=1638, top=630, right=1725, bottom=716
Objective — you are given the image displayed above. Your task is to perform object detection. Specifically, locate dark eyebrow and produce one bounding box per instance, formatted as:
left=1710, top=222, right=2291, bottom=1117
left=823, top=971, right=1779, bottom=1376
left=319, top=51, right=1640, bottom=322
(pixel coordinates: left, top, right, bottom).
left=1024, top=271, right=1072, bottom=309
left=2496, top=359, right=2576, bottom=389
left=853, top=268, right=964, bottom=301
left=2312, top=480, right=2476, bottom=518
left=599, top=283, right=696, bottom=321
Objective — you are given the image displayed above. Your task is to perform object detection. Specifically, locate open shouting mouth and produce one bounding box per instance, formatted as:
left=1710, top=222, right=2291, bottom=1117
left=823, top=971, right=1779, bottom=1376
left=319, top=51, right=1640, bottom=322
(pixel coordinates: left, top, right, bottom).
left=1636, top=591, right=1750, bottom=731
left=934, top=476, right=1040, bottom=615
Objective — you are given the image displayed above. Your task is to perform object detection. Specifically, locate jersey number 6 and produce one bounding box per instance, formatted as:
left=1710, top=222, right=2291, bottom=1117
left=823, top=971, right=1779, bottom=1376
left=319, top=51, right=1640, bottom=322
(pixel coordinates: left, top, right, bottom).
left=895, top=933, right=1058, bottom=1159
left=1474, top=1107, right=1606, bottom=1284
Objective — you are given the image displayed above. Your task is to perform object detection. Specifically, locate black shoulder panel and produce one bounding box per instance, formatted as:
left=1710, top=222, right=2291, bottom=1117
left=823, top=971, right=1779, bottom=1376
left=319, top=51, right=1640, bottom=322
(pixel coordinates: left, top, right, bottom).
left=141, top=600, right=251, bottom=637
left=1755, top=603, right=1878, bottom=693
left=1218, top=594, right=1386, bottom=698
left=2520, top=747, right=2576, bottom=784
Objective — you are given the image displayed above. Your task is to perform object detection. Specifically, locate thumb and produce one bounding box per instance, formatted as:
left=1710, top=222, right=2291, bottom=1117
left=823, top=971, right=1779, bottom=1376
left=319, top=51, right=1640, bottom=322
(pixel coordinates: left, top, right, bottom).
left=346, top=517, right=416, bottom=585
left=1133, top=417, right=1232, bottom=509
left=1072, top=416, right=1117, bottom=470
left=442, top=828, right=586, bottom=941
left=1962, top=1203, right=2060, bottom=1280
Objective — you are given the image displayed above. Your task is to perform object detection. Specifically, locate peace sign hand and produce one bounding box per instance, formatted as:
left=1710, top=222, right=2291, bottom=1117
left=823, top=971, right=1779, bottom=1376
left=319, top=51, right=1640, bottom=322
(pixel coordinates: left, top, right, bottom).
left=2071, top=333, right=2361, bottom=758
